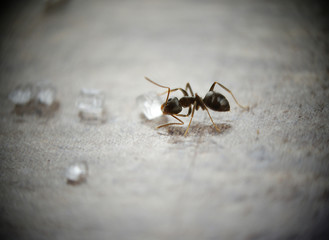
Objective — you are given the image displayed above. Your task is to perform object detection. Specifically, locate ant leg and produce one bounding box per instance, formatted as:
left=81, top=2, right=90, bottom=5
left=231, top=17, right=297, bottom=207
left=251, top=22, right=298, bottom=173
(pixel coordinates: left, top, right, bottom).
left=145, top=76, right=171, bottom=104
left=185, top=83, right=194, bottom=96
left=159, top=88, right=188, bottom=96
left=209, top=82, right=249, bottom=110
left=160, top=83, right=193, bottom=97
left=205, top=108, right=221, bottom=133
left=157, top=115, right=184, bottom=129
left=176, top=105, right=192, bottom=118
left=177, top=105, right=191, bottom=117
left=198, top=97, right=221, bottom=133
left=204, top=107, right=221, bottom=133
left=184, top=101, right=196, bottom=137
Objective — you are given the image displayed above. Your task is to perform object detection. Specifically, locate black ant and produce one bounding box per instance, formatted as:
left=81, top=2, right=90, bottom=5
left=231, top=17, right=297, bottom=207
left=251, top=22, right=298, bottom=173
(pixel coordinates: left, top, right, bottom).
left=145, top=76, right=248, bottom=136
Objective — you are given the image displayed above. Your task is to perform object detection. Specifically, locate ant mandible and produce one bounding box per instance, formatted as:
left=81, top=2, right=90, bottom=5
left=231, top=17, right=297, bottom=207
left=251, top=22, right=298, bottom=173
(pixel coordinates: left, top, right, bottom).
left=145, top=76, right=249, bottom=137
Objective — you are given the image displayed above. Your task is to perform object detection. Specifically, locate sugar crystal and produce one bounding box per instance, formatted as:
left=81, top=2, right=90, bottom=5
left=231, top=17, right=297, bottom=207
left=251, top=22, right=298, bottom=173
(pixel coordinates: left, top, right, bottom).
left=136, top=92, right=163, bottom=120
left=9, top=85, right=33, bottom=105
left=36, top=83, right=56, bottom=106
left=77, top=88, right=106, bottom=122
left=66, top=162, right=88, bottom=185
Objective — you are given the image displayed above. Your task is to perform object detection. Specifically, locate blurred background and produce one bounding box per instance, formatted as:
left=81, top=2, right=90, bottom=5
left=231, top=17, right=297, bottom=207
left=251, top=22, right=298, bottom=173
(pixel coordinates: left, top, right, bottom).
left=0, top=0, right=328, bottom=239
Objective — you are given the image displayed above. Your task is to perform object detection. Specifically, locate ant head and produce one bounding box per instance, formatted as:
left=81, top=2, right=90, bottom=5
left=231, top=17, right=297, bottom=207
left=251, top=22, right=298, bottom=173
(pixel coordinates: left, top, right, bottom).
left=161, top=97, right=182, bottom=114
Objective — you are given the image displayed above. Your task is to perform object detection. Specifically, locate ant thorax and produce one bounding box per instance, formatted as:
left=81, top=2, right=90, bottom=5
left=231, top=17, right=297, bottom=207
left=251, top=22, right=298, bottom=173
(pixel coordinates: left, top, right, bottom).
left=179, top=96, right=194, bottom=108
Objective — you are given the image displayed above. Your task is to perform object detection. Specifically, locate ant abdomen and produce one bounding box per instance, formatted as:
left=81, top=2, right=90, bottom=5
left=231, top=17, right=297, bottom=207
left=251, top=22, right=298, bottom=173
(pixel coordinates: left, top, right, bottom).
left=203, top=91, right=230, bottom=112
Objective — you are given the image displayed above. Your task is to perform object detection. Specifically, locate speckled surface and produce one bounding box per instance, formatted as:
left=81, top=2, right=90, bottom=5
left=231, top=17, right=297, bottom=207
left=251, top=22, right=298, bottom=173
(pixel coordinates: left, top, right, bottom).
left=0, top=0, right=328, bottom=239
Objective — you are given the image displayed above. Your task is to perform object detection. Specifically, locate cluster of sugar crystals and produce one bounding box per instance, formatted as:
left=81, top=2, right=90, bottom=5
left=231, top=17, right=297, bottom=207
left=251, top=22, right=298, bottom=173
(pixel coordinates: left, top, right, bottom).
left=8, top=86, right=168, bottom=186
left=9, top=83, right=57, bottom=106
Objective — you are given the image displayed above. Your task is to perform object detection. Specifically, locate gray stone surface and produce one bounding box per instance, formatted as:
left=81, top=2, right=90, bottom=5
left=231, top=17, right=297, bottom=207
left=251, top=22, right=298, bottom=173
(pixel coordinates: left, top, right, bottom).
left=0, top=0, right=328, bottom=239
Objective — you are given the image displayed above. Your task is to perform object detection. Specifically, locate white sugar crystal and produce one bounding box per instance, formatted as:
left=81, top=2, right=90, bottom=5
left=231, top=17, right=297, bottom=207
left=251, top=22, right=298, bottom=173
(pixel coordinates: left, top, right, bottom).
left=66, top=162, right=88, bottom=184
left=136, top=92, right=163, bottom=120
left=77, top=88, right=105, bottom=121
left=9, top=85, right=32, bottom=105
left=37, top=87, right=56, bottom=106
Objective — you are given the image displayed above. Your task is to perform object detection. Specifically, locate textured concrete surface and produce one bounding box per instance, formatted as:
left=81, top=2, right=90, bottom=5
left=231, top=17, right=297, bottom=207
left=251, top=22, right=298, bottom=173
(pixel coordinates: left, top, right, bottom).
left=0, top=0, right=329, bottom=239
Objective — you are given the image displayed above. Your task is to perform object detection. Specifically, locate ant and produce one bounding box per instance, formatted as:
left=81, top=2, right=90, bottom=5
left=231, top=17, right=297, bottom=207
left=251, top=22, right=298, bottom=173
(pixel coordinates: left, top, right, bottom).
left=145, top=76, right=249, bottom=136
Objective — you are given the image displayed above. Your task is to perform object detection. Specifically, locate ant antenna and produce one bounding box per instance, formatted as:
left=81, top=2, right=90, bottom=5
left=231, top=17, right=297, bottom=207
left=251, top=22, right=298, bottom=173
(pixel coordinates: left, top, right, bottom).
left=145, top=77, right=171, bottom=104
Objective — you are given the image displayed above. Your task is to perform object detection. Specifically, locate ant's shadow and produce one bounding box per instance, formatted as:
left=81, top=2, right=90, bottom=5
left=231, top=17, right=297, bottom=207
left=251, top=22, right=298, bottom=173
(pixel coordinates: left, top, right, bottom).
left=163, top=122, right=231, bottom=137
left=140, top=114, right=231, bottom=137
